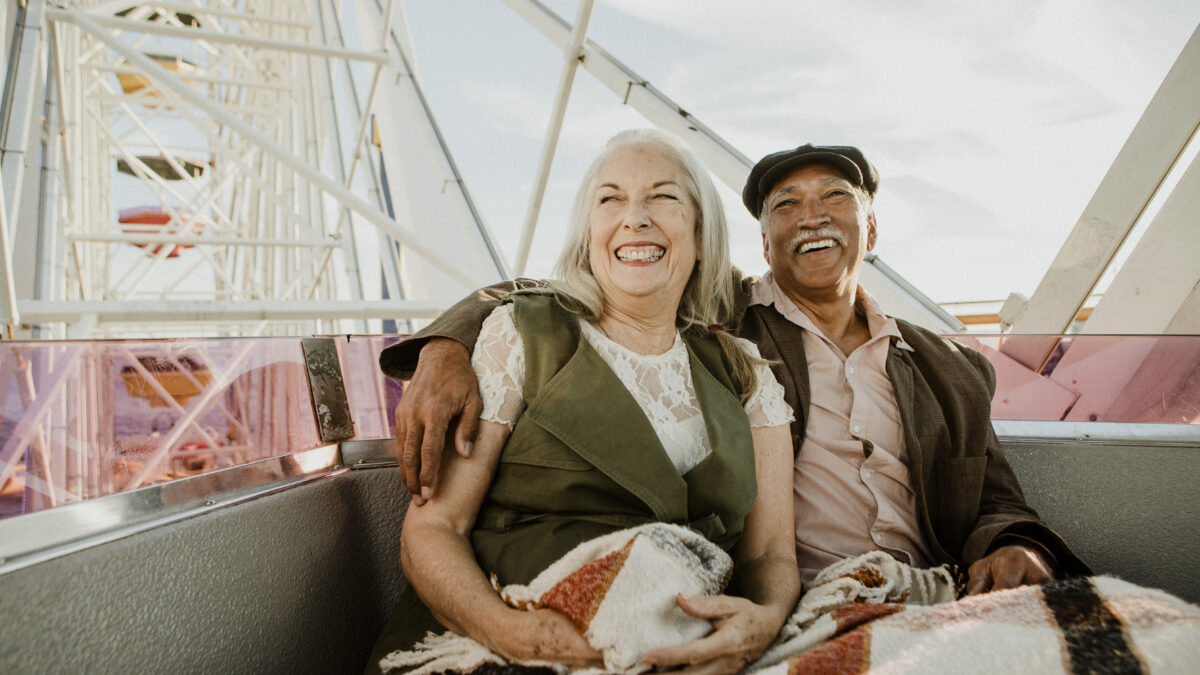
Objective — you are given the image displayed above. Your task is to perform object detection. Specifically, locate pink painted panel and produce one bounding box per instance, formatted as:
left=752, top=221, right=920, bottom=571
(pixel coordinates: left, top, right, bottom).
left=952, top=334, right=1200, bottom=424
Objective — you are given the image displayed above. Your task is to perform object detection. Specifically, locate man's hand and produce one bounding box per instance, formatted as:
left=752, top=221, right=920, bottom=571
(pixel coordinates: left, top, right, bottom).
left=394, top=338, right=481, bottom=505
left=966, top=545, right=1056, bottom=595
left=640, top=594, right=780, bottom=674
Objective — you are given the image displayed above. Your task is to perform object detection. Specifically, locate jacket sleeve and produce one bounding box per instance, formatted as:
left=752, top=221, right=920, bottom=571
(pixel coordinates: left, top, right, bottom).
left=727, top=267, right=757, bottom=329
left=377, top=279, right=546, bottom=380
left=959, top=347, right=1092, bottom=577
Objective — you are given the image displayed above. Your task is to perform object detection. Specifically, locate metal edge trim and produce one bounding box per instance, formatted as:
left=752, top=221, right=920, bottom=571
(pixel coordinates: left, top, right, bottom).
left=995, top=420, right=1200, bottom=446
left=0, top=444, right=344, bottom=575
left=2, top=421, right=1195, bottom=574
left=341, top=437, right=399, bottom=469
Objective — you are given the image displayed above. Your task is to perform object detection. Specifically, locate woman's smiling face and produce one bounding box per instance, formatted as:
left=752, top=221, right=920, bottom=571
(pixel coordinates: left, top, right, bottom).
left=587, top=143, right=699, bottom=312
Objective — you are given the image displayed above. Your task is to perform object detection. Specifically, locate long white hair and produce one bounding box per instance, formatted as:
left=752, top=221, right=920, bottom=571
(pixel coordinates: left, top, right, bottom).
left=549, top=129, right=758, bottom=401
left=549, top=128, right=733, bottom=329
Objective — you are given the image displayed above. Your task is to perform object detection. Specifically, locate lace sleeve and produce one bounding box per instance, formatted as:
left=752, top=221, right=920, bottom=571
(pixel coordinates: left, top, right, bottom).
left=471, top=304, right=526, bottom=429
left=735, top=336, right=794, bottom=428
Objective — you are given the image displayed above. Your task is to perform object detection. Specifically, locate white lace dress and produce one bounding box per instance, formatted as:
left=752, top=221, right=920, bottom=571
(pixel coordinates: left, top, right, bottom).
left=472, top=304, right=793, bottom=475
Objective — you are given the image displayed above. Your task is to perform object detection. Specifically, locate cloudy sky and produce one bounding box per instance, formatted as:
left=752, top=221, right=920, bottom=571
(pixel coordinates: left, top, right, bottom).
left=400, top=0, right=1199, bottom=304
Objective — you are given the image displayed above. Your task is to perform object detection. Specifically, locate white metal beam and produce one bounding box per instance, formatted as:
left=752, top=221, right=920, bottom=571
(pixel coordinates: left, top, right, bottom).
left=861, top=255, right=964, bottom=333
left=1, top=0, right=45, bottom=239
left=34, top=36, right=62, bottom=328
left=290, top=0, right=396, bottom=303
left=512, top=0, right=594, bottom=276
left=356, top=0, right=507, bottom=308
left=1008, top=24, right=1200, bottom=336
left=53, top=10, right=389, bottom=64
left=503, top=0, right=752, bottom=191
left=319, top=0, right=399, bottom=314
left=1079, top=152, right=1200, bottom=334
left=0, top=0, right=8, bottom=60
left=503, top=0, right=957, bottom=332
left=53, top=8, right=480, bottom=290
left=0, top=162, right=16, bottom=326
left=86, top=0, right=314, bottom=29
left=1165, top=281, right=1200, bottom=334
left=19, top=299, right=446, bottom=323
left=65, top=232, right=338, bottom=248
left=91, top=64, right=296, bottom=91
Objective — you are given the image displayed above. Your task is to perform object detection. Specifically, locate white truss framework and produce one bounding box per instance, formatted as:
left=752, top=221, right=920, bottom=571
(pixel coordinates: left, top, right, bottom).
left=2, top=0, right=507, bottom=338
left=1, top=0, right=968, bottom=339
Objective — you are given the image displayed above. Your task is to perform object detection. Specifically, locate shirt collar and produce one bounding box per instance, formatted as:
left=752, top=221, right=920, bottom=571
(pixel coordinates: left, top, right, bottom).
left=749, top=270, right=914, bottom=352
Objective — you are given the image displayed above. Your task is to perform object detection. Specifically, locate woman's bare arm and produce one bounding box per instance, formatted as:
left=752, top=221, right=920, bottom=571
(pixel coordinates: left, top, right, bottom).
left=400, top=419, right=601, bottom=664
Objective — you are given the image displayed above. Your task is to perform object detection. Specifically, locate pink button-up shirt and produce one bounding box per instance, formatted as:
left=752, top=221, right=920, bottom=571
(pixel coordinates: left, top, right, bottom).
left=750, top=271, right=935, bottom=584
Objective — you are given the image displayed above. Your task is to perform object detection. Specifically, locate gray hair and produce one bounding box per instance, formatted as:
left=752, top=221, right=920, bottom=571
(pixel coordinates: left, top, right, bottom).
left=550, top=128, right=734, bottom=329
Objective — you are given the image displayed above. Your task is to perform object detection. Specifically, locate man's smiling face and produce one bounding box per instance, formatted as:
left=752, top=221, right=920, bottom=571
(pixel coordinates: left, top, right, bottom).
left=761, top=163, right=876, bottom=305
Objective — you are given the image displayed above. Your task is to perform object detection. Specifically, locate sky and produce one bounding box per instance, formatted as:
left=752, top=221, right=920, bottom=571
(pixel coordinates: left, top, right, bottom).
left=398, top=0, right=1200, bottom=305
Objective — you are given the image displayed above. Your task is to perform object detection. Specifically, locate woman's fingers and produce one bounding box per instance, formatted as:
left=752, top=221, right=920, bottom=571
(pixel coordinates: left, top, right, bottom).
left=674, top=593, right=740, bottom=619
left=642, top=595, right=768, bottom=674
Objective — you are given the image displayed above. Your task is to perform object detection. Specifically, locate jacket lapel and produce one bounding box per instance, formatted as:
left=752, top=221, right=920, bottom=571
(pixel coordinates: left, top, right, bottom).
left=750, top=305, right=811, bottom=454
left=885, top=345, right=945, bottom=558
left=887, top=346, right=918, bottom=467
left=524, top=336, right=687, bottom=522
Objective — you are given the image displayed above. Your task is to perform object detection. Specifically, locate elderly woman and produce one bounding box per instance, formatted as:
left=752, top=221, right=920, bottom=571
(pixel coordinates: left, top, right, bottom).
left=368, top=129, right=798, bottom=673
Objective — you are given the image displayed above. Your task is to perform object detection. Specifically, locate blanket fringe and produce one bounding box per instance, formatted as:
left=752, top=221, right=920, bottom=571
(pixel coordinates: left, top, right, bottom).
left=750, top=551, right=957, bottom=669
left=378, top=631, right=565, bottom=675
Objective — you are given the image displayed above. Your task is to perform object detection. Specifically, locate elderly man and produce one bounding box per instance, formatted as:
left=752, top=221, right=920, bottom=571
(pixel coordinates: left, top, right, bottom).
left=379, top=143, right=1088, bottom=592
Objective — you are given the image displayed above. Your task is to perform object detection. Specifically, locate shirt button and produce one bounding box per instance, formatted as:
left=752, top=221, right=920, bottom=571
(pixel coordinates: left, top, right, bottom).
left=873, top=533, right=883, bottom=543
left=864, top=469, right=873, bottom=479
left=848, top=366, right=855, bottom=375
left=853, top=424, right=861, bottom=433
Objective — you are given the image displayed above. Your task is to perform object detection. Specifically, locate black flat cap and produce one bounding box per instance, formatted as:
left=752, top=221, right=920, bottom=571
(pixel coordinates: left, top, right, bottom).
left=742, top=144, right=879, bottom=218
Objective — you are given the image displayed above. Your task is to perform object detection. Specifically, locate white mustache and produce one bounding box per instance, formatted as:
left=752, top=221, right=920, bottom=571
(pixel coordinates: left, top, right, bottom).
left=787, top=227, right=847, bottom=252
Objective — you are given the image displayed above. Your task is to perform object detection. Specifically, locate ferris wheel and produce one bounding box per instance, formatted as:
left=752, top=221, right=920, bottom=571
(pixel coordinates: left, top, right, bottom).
left=2, top=0, right=981, bottom=341
left=1, top=0, right=510, bottom=339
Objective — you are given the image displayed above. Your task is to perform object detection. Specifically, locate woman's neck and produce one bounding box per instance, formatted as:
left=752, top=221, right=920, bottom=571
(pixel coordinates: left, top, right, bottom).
left=594, top=307, right=678, bottom=355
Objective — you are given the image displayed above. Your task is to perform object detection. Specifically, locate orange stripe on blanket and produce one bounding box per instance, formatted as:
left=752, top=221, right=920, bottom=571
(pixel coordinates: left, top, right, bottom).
left=538, top=536, right=636, bottom=631
left=836, top=567, right=887, bottom=588
left=788, top=628, right=873, bottom=675
left=831, top=602, right=905, bottom=633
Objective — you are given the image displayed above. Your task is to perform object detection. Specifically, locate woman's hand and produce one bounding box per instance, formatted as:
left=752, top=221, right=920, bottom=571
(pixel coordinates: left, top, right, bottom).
left=640, top=593, right=782, bottom=674
left=484, top=608, right=603, bottom=667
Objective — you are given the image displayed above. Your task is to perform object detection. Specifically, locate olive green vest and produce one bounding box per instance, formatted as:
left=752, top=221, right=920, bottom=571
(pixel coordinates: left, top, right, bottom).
left=470, top=290, right=758, bottom=585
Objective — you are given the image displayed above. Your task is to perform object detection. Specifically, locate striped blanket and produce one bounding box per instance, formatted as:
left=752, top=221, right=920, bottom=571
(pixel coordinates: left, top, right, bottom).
left=381, top=524, right=1200, bottom=674
left=381, top=523, right=731, bottom=674
left=753, top=552, right=1200, bottom=673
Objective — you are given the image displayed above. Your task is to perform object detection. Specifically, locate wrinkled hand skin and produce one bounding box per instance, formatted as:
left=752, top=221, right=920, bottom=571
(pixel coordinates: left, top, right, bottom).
left=640, top=594, right=780, bottom=675
left=966, top=544, right=1056, bottom=595
left=393, top=338, right=482, bottom=505
left=486, top=608, right=602, bottom=667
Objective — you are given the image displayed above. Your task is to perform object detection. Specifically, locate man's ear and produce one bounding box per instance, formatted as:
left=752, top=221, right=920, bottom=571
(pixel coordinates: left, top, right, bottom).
left=866, top=212, right=878, bottom=251
left=762, top=231, right=770, bottom=260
